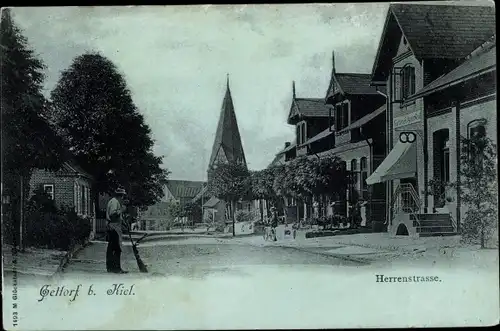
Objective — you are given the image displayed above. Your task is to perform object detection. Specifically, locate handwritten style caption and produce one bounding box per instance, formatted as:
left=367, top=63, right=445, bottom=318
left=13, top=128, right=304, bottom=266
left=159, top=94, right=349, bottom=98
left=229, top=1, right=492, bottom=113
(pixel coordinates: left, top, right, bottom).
left=38, top=283, right=135, bottom=302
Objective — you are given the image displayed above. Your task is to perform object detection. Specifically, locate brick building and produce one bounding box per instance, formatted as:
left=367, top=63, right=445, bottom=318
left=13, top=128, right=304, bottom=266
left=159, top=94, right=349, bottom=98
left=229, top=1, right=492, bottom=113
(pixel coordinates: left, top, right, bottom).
left=29, top=159, right=96, bottom=238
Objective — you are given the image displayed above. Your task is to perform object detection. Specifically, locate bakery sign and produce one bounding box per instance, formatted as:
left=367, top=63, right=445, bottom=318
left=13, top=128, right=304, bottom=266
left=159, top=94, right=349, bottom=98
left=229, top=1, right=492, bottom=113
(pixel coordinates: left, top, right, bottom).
left=394, top=110, right=421, bottom=128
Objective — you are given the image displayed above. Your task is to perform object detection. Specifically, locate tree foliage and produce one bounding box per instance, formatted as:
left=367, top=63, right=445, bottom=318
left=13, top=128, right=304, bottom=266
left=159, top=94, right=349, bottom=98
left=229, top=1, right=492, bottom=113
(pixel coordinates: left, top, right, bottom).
left=1, top=9, right=65, bottom=175
left=207, top=162, right=251, bottom=202
left=49, top=52, right=169, bottom=209
left=1, top=9, right=66, bottom=246
left=455, top=134, right=497, bottom=248
left=250, top=167, right=279, bottom=203
left=271, top=155, right=350, bottom=201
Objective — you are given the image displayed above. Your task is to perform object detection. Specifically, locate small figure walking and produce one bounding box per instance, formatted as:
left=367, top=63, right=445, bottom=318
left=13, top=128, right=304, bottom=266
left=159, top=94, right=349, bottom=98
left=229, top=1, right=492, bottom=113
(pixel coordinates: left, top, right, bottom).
left=106, top=187, right=128, bottom=274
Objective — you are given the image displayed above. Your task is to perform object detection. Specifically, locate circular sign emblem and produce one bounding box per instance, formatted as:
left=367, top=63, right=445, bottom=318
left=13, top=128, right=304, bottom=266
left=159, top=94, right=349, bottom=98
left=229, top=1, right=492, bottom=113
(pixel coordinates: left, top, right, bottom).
left=399, top=132, right=416, bottom=143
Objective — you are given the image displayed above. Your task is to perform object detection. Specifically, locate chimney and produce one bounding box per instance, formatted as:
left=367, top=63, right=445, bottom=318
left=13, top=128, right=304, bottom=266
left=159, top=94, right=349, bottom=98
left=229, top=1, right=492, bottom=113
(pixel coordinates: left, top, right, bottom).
left=332, top=50, right=336, bottom=73
left=285, top=142, right=291, bottom=148
left=292, top=81, right=296, bottom=99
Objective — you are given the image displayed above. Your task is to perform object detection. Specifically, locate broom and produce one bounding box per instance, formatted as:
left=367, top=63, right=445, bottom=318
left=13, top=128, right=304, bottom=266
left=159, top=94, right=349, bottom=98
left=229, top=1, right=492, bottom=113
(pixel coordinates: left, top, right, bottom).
left=127, top=225, right=149, bottom=273
left=125, top=214, right=149, bottom=273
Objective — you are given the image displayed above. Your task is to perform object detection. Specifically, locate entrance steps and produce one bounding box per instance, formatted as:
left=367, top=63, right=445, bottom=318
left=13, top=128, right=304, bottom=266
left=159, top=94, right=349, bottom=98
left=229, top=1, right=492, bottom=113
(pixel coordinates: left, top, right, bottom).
left=410, top=213, right=457, bottom=237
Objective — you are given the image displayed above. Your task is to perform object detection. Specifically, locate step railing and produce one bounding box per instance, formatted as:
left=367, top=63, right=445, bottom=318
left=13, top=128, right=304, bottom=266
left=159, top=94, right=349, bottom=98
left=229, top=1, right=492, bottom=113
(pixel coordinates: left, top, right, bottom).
left=391, top=183, right=422, bottom=225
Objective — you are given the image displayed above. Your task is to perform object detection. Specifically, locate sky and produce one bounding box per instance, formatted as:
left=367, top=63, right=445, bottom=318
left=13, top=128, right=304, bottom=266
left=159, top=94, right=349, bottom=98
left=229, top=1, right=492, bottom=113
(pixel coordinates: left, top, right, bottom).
left=11, top=4, right=391, bottom=181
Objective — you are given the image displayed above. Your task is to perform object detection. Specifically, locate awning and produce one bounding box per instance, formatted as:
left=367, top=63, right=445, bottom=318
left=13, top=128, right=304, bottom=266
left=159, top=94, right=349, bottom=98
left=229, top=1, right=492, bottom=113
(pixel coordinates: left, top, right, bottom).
left=366, top=141, right=417, bottom=185
left=337, top=104, right=386, bottom=134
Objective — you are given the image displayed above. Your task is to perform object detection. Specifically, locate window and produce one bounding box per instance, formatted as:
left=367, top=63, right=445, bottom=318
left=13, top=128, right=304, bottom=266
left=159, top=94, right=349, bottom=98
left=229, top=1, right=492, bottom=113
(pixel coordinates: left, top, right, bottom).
left=296, top=121, right=307, bottom=145
left=43, top=184, right=54, bottom=200
left=360, top=157, right=368, bottom=199
left=469, top=124, right=486, bottom=139
left=442, top=138, right=450, bottom=183
left=81, top=185, right=86, bottom=216
left=350, top=159, right=359, bottom=197
left=335, top=104, right=342, bottom=130
left=335, top=102, right=350, bottom=131
left=342, top=102, right=349, bottom=128
left=401, top=65, right=416, bottom=100
left=467, top=121, right=487, bottom=165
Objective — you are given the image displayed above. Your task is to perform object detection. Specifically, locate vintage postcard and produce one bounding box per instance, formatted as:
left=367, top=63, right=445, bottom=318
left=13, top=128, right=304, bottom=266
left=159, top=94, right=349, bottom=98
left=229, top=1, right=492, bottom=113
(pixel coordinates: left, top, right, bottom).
left=1, top=2, right=498, bottom=330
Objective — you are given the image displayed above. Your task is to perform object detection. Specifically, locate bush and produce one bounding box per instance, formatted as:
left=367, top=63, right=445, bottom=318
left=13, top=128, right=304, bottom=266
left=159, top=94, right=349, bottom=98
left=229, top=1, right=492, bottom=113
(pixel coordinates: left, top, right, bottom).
left=24, top=190, right=92, bottom=251
left=234, top=210, right=253, bottom=223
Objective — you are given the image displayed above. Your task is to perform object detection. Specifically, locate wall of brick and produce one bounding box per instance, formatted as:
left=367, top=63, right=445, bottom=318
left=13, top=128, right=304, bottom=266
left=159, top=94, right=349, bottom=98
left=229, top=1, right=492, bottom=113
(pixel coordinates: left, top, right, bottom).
left=29, top=169, right=75, bottom=210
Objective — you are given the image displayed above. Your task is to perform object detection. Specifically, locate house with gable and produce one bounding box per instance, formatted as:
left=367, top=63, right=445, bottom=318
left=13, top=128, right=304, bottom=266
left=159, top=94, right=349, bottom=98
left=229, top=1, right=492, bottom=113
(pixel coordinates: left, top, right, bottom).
left=274, top=82, right=333, bottom=223
left=295, top=51, right=387, bottom=230
left=367, top=3, right=496, bottom=238
left=136, top=179, right=205, bottom=231
left=29, top=158, right=96, bottom=239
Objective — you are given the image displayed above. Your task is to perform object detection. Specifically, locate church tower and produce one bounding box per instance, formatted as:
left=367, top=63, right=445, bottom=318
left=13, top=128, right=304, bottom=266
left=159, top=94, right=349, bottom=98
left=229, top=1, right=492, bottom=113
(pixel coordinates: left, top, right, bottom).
left=208, top=75, right=247, bottom=171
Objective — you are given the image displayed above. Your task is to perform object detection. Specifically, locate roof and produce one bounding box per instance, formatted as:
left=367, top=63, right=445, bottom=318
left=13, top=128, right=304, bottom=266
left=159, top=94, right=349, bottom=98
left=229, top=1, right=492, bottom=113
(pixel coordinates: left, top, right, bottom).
left=372, top=3, right=495, bottom=81
left=209, top=77, right=247, bottom=167
left=166, top=180, right=205, bottom=199
left=338, top=104, right=386, bottom=134
left=288, top=98, right=331, bottom=124
left=302, top=126, right=334, bottom=146
left=203, top=196, right=221, bottom=208
left=406, top=44, right=496, bottom=101
left=276, top=141, right=297, bottom=155
left=63, top=160, right=94, bottom=180
left=325, top=73, right=382, bottom=101
left=268, top=153, right=285, bottom=167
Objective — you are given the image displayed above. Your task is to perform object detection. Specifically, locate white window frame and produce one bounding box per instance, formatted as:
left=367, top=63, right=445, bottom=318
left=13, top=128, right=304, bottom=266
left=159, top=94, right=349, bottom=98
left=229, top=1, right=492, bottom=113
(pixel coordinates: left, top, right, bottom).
left=43, top=184, right=55, bottom=200
left=297, top=120, right=307, bottom=145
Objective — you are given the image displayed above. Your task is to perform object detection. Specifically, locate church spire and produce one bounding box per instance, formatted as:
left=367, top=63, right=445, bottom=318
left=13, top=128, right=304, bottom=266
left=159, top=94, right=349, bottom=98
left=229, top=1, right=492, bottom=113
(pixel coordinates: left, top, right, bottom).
left=208, top=75, right=247, bottom=169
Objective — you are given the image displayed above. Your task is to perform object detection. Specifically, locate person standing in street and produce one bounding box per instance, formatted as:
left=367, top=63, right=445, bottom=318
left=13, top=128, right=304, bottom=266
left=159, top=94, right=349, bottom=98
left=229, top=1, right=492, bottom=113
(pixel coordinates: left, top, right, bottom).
left=106, top=187, right=128, bottom=273
left=270, top=206, right=278, bottom=241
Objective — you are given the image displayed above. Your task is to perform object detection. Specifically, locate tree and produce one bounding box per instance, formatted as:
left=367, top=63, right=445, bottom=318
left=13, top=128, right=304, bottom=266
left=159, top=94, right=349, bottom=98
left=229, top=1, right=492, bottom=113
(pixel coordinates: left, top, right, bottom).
left=184, top=201, right=202, bottom=225
left=166, top=201, right=185, bottom=229
left=49, top=52, right=169, bottom=210
left=1, top=9, right=65, bottom=248
left=271, top=155, right=351, bottom=218
left=455, top=134, right=497, bottom=248
left=207, top=162, right=251, bottom=236
left=250, top=168, right=280, bottom=221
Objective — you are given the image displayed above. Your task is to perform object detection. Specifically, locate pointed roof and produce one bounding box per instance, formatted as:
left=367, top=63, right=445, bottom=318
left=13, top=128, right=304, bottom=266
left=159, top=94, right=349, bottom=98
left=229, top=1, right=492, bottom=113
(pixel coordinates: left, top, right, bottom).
left=287, top=81, right=331, bottom=125
left=371, top=3, right=495, bottom=82
left=208, top=76, right=247, bottom=168
left=166, top=180, right=205, bottom=199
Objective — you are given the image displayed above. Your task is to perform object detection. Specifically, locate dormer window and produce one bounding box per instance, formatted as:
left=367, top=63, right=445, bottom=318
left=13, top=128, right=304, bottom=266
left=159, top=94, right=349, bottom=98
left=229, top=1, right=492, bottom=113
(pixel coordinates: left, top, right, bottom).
left=335, top=101, right=350, bottom=131
left=401, top=65, right=416, bottom=100
left=296, top=121, right=307, bottom=145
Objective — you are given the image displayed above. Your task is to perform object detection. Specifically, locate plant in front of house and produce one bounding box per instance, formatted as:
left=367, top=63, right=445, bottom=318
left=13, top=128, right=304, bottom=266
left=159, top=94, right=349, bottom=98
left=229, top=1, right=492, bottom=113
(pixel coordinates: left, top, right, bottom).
left=25, top=188, right=92, bottom=251
left=454, top=134, right=497, bottom=248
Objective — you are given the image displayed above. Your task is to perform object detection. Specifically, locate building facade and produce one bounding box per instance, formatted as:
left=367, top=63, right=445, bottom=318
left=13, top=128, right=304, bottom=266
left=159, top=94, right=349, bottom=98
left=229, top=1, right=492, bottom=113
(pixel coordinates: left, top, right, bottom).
left=367, top=3, right=496, bottom=238
left=29, top=160, right=96, bottom=238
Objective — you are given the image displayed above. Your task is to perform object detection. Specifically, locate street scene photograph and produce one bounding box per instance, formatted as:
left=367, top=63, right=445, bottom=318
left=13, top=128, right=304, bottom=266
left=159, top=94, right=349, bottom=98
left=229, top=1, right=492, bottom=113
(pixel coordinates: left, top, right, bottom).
left=1, top=2, right=498, bottom=330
